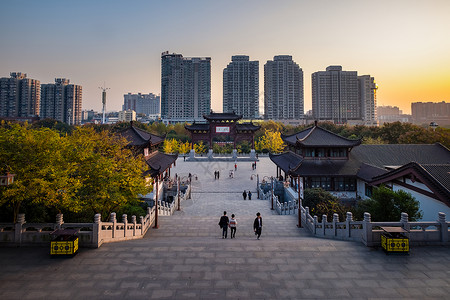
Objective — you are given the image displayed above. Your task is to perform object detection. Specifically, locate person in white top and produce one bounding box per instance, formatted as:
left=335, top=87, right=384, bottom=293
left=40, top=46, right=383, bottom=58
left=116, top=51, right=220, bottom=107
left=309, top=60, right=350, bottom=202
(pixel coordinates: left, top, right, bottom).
left=229, top=214, right=237, bottom=239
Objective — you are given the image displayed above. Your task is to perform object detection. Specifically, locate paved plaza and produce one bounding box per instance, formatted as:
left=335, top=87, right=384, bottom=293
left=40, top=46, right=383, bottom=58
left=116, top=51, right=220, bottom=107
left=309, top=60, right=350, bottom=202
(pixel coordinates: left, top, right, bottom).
left=0, top=157, right=450, bottom=299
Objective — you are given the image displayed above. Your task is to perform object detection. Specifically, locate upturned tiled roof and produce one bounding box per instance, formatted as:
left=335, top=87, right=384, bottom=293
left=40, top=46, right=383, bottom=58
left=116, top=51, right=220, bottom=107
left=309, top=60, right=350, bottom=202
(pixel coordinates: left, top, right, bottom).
left=144, top=152, right=178, bottom=177
left=282, top=126, right=361, bottom=147
left=118, top=124, right=164, bottom=147
left=269, top=152, right=303, bottom=173
left=204, top=112, right=242, bottom=121
left=185, top=123, right=210, bottom=131
left=371, top=162, right=450, bottom=207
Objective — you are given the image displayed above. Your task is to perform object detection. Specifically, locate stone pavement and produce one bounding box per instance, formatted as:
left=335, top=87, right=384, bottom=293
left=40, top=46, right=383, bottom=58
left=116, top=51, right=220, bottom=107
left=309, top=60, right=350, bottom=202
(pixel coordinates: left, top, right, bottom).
left=0, top=157, right=450, bottom=299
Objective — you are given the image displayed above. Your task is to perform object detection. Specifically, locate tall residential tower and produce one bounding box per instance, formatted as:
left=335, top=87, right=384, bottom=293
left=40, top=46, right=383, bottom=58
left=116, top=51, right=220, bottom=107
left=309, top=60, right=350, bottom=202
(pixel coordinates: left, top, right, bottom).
left=358, top=75, right=378, bottom=126
left=264, top=55, right=304, bottom=120
left=223, top=56, right=259, bottom=119
left=161, top=51, right=211, bottom=121
left=312, top=66, right=359, bottom=124
left=40, top=78, right=82, bottom=125
left=0, top=72, right=40, bottom=118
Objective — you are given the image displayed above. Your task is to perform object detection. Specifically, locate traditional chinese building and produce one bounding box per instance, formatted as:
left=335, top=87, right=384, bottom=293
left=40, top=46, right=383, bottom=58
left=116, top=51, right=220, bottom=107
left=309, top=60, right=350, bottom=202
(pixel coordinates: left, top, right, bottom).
left=270, top=122, right=450, bottom=220
left=117, top=122, right=177, bottom=178
left=185, top=112, right=260, bottom=159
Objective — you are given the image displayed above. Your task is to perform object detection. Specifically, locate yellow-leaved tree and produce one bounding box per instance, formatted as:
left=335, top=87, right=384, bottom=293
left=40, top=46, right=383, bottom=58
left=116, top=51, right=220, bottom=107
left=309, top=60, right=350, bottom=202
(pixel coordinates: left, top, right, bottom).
left=163, top=139, right=179, bottom=154
left=178, top=141, right=191, bottom=155
left=256, top=129, right=286, bottom=154
left=194, top=141, right=207, bottom=154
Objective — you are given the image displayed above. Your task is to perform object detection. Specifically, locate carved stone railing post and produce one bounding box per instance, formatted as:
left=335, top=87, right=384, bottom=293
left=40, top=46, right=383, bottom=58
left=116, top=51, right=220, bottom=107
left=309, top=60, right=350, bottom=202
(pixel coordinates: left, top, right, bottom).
left=122, top=214, right=128, bottom=237
left=131, top=215, right=137, bottom=236
left=438, top=212, right=448, bottom=243
left=110, top=212, right=116, bottom=238
left=346, top=212, right=353, bottom=238
left=56, top=213, right=64, bottom=230
left=140, top=216, right=144, bottom=235
left=333, top=213, right=339, bottom=236
left=401, top=212, right=409, bottom=232
left=93, top=213, right=101, bottom=248
left=14, top=213, right=26, bottom=245
left=363, top=212, right=372, bottom=246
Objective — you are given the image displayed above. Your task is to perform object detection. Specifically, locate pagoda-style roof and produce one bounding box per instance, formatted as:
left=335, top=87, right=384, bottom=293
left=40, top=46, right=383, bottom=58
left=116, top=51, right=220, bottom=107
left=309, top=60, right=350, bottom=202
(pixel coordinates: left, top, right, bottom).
left=236, top=123, right=261, bottom=131
left=185, top=123, right=210, bottom=131
left=203, top=112, right=242, bottom=122
left=144, top=151, right=178, bottom=177
left=371, top=162, right=450, bottom=207
left=269, top=152, right=303, bottom=173
left=282, top=125, right=361, bottom=147
left=118, top=123, right=164, bottom=147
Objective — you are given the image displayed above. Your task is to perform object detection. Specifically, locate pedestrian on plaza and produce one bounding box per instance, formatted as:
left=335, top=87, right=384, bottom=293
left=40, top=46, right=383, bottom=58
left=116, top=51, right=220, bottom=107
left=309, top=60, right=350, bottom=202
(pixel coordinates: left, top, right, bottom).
left=248, top=191, right=252, bottom=200
left=253, top=212, right=262, bottom=240
left=217, top=170, right=220, bottom=179
left=229, top=214, right=237, bottom=238
left=254, top=161, right=257, bottom=168
left=218, top=211, right=229, bottom=239
left=234, top=163, right=237, bottom=171
left=251, top=163, right=254, bottom=170
left=214, top=170, right=217, bottom=180
left=183, top=156, right=186, bottom=161
left=242, top=190, right=247, bottom=200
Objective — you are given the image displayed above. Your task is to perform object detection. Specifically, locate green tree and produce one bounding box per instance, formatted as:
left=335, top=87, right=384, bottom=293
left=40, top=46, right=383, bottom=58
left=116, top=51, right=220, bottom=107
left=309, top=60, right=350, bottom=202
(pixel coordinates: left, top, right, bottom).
left=65, top=128, right=151, bottom=220
left=356, top=186, right=422, bottom=221
left=303, top=188, right=348, bottom=222
left=0, top=124, right=75, bottom=222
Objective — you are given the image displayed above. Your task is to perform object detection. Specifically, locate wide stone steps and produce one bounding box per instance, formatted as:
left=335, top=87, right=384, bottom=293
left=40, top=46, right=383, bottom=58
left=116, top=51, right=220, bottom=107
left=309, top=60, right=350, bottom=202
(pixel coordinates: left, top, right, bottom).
left=147, top=214, right=310, bottom=240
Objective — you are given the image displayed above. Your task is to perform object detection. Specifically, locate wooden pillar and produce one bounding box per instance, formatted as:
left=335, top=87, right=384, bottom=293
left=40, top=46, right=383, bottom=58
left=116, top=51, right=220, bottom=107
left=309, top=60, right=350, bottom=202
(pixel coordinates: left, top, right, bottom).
left=153, top=177, right=159, bottom=229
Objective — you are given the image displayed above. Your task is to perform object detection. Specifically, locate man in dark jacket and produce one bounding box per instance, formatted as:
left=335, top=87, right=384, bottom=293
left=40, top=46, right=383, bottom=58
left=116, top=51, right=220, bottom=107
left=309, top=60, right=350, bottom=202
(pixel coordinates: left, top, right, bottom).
left=253, top=212, right=262, bottom=239
left=219, top=211, right=229, bottom=238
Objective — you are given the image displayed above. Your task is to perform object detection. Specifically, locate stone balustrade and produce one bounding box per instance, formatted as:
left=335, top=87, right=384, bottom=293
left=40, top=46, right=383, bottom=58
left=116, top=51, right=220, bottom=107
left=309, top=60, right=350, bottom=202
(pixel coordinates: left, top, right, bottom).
left=260, top=183, right=450, bottom=246
left=0, top=206, right=156, bottom=248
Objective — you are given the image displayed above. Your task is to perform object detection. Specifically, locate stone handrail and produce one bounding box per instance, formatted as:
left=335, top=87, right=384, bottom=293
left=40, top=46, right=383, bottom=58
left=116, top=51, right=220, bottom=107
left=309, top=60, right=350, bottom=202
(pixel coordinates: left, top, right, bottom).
left=0, top=206, right=157, bottom=248
left=259, top=184, right=450, bottom=246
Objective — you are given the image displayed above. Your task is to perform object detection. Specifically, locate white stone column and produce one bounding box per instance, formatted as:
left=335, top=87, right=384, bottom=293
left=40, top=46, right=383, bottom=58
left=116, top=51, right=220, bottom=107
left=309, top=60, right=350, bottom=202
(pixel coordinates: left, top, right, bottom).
left=438, top=212, right=448, bottom=243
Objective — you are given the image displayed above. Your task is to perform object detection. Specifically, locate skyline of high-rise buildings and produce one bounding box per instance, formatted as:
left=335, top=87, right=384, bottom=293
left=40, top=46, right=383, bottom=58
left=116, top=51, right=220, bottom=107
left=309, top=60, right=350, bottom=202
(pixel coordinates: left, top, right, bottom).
left=161, top=51, right=211, bottom=121
left=264, top=55, right=304, bottom=121
left=223, top=55, right=259, bottom=119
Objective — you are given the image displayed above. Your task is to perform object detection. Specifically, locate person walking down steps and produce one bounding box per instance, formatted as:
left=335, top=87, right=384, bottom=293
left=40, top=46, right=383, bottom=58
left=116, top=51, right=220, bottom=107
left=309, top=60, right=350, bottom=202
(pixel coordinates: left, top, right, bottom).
left=229, top=214, right=237, bottom=238
left=253, top=212, right=262, bottom=240
left=242, top=190, right=247, bottom=200
left=218, top=211, right=229, bottom=239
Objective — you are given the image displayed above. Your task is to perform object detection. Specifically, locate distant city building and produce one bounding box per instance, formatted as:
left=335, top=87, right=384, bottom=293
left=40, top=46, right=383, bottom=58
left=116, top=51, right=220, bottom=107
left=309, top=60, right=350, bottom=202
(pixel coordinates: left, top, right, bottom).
left=358, top=75, right=378, bottom=126
left=264, top=55, right=304, bottom=120
left=312, top=66, right=360, bottom=124
left=161, top=51, right=211, bottom=121
left=123, top=93, right=160, bottom=116
left=223, top=55, right=259, bottom=119
left=40, top=78, right=82, bottom=125
left=377, top=106, right=411, bottom=124
left=412, top=101, right=450, bottom=126
left=82, top=109, right=95, bottom=122
left=118, top=109, right=136, bottom=122
left=0, top=72, right=40, bottom=118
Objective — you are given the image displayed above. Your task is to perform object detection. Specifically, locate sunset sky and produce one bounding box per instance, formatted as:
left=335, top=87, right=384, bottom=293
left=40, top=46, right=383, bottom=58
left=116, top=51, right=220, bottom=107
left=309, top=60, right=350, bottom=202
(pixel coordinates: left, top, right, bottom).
left=1, top=0, right=449, bottom=114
